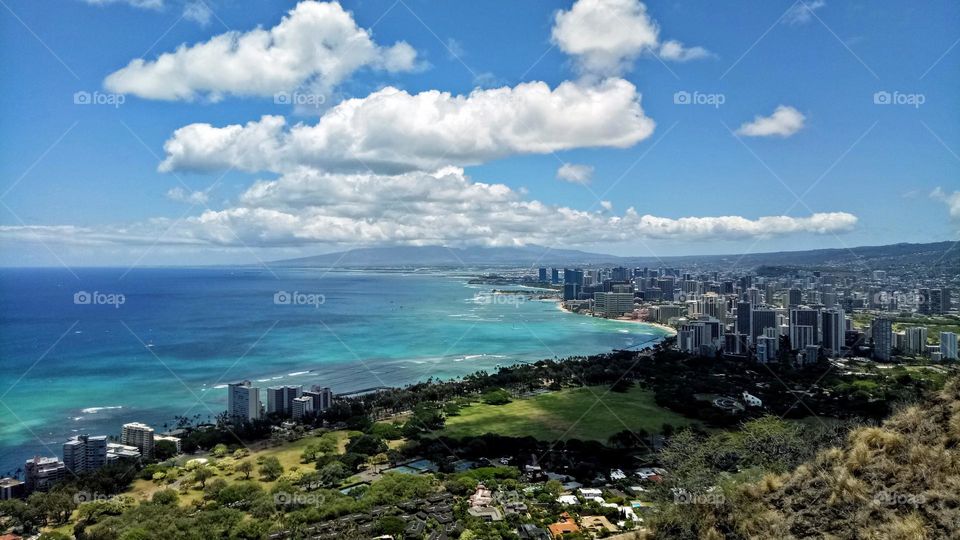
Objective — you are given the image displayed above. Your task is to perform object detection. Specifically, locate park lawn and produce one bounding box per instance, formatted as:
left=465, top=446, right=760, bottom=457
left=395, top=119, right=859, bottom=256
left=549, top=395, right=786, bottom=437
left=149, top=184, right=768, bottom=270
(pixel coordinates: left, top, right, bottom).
left=123, top=430, right=352, bottom=503
left=254, top=429, right=352, bottom=472
left=439, top=386, right=694, bottom=442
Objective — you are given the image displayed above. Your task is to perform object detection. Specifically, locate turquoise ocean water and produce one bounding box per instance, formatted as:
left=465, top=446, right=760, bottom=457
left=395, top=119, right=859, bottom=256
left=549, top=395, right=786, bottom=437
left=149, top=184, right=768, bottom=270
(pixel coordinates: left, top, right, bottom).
left=0, top=267, right=669, bottom=474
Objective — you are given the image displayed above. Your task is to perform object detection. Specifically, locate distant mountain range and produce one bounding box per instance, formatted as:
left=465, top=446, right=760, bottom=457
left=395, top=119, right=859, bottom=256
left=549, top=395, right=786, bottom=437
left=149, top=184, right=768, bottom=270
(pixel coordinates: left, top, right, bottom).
left=272, top=241, right=958, bottom=270
left=274, top=245, right=624, bottom=267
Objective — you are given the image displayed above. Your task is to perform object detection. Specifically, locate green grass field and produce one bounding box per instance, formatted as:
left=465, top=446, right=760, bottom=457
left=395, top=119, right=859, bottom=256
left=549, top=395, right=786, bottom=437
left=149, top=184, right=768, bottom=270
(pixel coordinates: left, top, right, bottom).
left=124, top=430, right=352, bottom=504
left=439, top=386, right=694, bottom=442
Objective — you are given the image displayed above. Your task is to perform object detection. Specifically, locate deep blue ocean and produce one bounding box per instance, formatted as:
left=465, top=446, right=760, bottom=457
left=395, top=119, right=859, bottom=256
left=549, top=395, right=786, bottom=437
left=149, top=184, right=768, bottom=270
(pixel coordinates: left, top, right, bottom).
left=0, top=267, right=669, bottom=475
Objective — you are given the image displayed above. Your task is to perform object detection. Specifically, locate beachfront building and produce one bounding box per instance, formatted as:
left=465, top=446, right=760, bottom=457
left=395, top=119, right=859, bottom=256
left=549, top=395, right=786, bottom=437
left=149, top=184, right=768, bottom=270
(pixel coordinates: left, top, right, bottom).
left=291, top=395, right=314, bottom=420
left=121, top=422, right=155, bottom=459
left=593, top=292, right=635, bottom=318
left=0, top=477, right=25, bottom=500
left=106, top=443, right=141, bottom=464
left=155, top=435, right=182, bottom=454
left=266, top=385, right=303, bottom=416
left=650, top=304, right=685, bottom=324
left=303, top=386, right=334, bottom=411
left=24, top=456, right=66, bottom=492
left=63, top=434, right=107, bottom=474
left=227, top=381, right=262, bottom=422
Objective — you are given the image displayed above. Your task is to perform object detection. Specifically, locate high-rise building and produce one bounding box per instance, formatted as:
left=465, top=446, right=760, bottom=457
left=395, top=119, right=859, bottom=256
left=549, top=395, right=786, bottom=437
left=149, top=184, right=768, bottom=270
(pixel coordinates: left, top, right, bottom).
left=679, top=323, right=710, bottom=355
left=551, top=268, right=559, bottom=284
left=266, top=385, right=303, bottom=416
left=940, top=332, right=958, bottom=360
left=121, top=422, right=155, bottom=459
left=929, top=289, right=944, bottom=315
left=756, top=336, right=778, bottom=363
left=227, top=381, right=261, bottom=422
left=751, top=307, right=777, bottom=344
left=24, top=456, right=65, bottom=493
left=821, top=308, right=845, bottom=357
left=791, top=325, right=815, bottom=350
left=593, top=292, right=635, bottom=317
left=538, top=268, right=547, bottom=282
left=563, top=268, right=584, bottom=287
left=724, top=333, right=748, bottom=355
left=562, top=282, right=579, bottom=301
left=872, top=318, right=893, bottom=360
left=653, top=304, right=685, bottom=324
left=291, top=396, right=314, bottom=420
left=787, top=288, right=803, bottom=307
left=745, top=287, right=763, bottom=305
left=736, top=302, right=752, bottom=340
left=699, top=293, right=725, bottom=322
left=63, top=434, right=107, bottom=474
left=789, top=308, right=820, bottom=349
left=904, top=327, right=929, bottom=355
left=918, top=288, right=931, bottom=314
left=658, top=277, right=677, bottom=300
left=303, top=386, right=334, bottom=411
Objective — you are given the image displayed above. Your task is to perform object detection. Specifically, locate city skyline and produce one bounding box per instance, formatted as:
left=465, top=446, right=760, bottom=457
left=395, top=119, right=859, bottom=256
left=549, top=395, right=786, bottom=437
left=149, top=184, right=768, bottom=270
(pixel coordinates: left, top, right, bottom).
left=1, top=0, right=958, bottom=267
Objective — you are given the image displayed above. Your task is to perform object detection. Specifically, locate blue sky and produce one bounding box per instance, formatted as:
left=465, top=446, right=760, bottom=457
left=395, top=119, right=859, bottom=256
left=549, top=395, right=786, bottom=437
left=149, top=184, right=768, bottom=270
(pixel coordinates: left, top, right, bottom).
left=1, top=0, right=958, bottom=266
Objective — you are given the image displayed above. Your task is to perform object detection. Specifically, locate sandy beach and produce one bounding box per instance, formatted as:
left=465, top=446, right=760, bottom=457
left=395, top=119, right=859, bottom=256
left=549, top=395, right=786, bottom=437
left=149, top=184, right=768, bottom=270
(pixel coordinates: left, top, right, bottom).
left=555, top=300, right=678, bottom=335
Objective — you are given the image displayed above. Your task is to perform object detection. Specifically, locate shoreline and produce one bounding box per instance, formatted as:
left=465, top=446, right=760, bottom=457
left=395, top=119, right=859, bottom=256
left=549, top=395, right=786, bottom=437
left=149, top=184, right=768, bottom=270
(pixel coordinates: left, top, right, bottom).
left=555, top=300, right=678, bottom=336
left=1, top=280, right=674, bottom=473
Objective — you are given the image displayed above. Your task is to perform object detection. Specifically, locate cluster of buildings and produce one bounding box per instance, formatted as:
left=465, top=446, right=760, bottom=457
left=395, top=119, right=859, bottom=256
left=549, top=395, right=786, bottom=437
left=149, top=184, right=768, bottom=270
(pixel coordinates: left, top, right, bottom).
left=3, top=381, right=339, bottom=500
left=1, top=421, right=180, bottom=499
left=227, top=381, right=335, bottom=422
left=540, top=265, right=958, bottom=364
left=870, top=319, right=958, bottom=361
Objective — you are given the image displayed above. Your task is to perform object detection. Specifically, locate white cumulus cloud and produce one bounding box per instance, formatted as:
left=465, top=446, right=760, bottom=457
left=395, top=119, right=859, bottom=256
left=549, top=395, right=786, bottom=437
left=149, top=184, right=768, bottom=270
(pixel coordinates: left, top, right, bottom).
left=159, top=79, right=656, bottom=174
left=82, top=0, right=164, bottom=9
left=551, top=0, right=710, bottom=75
left=556, top=163, right=594, bottom=184
left=0, top=167, right=859, bottom=248
left=182, top=0, right=212, bottom=26
left=736, top=105, right=805, bottom=138
left=104, top=1, right=419, bottom=101
left=166, top=186, right=210, bottom=204
left=930, top=187, right=960, bottom=221
left=657, top=39, right=712, bottom=62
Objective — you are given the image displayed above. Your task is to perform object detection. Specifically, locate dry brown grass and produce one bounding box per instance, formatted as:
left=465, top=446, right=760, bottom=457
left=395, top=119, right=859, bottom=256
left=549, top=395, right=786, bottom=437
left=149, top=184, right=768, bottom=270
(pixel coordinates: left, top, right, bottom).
left=692, top=378, right=960, bottom=539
